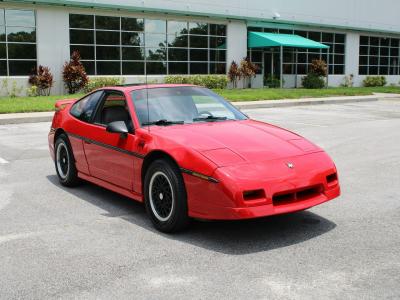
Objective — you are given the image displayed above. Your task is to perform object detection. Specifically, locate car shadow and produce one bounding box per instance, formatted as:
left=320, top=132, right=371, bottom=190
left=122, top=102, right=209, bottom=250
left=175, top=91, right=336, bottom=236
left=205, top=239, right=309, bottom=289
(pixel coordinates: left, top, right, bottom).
left=47, top=175, right=337, bottom=255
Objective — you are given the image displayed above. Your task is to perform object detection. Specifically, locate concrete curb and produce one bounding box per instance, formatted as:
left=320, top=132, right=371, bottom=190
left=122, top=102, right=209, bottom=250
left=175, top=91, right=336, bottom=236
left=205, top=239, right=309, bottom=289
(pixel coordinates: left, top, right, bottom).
left=233, top=95, right=379, bottom=109
left=0, top=94, right=398, bottom=125
left=0, top=112, right=54, bottom=125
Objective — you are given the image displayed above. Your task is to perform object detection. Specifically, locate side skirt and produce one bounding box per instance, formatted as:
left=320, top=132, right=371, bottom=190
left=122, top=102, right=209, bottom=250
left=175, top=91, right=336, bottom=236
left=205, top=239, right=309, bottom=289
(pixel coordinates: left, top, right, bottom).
left=78, top=172, right=144, bottom=203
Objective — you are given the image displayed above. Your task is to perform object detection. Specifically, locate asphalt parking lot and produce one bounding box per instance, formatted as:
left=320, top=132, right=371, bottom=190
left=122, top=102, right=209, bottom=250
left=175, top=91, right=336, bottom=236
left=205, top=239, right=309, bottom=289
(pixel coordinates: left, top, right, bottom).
left=0, top=99, right=399, bottom=299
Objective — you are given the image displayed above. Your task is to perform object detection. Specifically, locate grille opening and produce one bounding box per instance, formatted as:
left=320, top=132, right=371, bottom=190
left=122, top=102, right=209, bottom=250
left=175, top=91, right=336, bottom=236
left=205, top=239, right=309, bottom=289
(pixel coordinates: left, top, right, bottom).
left=327, top=173, right=338, bottom=185
left=297, top=186, right=323, bottom=200
left=273, top=193, right=295, bottom=203
left=243, top=189, right=266, bottom=201
left=273, top=185, right=323, bottom=206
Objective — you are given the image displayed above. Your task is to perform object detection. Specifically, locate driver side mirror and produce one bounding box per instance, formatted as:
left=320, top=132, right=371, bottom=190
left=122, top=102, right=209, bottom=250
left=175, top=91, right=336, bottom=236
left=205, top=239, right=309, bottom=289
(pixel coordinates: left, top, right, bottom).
left=106, top=121, right=129, bottom=138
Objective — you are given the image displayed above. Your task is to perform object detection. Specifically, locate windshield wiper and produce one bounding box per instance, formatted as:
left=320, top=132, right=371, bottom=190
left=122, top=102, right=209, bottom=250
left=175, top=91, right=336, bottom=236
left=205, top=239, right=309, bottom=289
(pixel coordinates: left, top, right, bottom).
left=193, top=116, right=228, bottom=122
left=142, top=119, right=185, bottom=126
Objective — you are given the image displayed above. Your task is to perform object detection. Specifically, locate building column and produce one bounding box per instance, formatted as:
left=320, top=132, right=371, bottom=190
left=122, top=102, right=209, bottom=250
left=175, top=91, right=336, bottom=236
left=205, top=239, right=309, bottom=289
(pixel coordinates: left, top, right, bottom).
left=345, top=32, right=360, bottom=86
left=226, top=20, right=248, bottom=87
left=36, top=7, right=70, bottom=95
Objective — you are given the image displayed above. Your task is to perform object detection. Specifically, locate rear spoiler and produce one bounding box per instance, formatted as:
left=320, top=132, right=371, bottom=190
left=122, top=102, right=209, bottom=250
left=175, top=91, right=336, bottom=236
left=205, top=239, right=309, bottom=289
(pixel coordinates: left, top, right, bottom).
left=55, top=98, right=77, bottom=112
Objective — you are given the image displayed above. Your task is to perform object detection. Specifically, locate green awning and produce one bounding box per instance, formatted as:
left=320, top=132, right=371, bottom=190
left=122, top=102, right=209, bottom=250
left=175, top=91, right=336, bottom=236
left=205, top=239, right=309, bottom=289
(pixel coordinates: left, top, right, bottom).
left=248, top=32, right=329, bottom=49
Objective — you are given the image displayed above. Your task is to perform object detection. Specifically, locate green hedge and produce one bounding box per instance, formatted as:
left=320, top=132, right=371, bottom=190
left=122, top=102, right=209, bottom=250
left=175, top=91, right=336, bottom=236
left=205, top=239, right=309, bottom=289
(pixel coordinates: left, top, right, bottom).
left=302, top=73, right=326, bottom=89
left=84, top=77, right=125, bottom=93
left=165, top=75, right=228, bottom=89
left=363, top=76, right=387, bottom=87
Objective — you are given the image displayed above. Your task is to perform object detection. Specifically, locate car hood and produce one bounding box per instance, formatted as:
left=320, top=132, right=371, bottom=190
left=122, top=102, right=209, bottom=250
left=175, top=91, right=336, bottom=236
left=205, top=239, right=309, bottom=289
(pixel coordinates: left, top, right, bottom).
left=152, top=120, right=323, bottom=167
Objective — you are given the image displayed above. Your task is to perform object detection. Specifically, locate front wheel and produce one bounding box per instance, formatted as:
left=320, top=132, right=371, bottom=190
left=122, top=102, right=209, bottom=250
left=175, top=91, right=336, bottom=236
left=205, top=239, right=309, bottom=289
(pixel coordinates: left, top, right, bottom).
left=144, top=159, right=190, bottom=233
left=55, top=134, right=80, bottom=187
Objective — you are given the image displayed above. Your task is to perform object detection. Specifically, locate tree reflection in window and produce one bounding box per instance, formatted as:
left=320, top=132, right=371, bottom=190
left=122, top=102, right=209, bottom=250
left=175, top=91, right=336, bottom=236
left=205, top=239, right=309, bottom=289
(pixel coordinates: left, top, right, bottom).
left=69, top=14, right=227, bottom=75
left=0, top=9, right=37, bottom=75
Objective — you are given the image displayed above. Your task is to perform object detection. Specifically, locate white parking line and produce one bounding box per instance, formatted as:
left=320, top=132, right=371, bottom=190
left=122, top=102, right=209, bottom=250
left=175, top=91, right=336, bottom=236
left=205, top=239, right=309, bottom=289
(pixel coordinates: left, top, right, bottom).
left=292, top=122, right=327, bottom=127
left=0, top=157, right=9, bottom=164
left=0, top=232, right=38, bottom=245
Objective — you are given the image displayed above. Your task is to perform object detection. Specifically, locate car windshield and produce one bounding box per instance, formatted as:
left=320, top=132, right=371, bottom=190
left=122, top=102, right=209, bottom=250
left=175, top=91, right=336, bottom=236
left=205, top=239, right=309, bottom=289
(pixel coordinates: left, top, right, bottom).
left=131, top=86, right=248, bottom=126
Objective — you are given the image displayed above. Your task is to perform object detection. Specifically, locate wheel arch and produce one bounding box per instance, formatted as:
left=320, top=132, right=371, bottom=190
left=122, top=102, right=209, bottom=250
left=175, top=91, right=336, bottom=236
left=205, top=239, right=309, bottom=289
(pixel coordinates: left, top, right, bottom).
left=54, top=128, right=76, bottom=163
left=54, top=128, right=67, bottom=145
left=141, top=150, right=182, bottom=190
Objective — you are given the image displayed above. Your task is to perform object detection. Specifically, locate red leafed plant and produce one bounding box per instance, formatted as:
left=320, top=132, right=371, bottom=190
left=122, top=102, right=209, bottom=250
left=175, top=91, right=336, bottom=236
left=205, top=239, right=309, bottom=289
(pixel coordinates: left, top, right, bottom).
left=239, top=57, right=258, bottom=88
left=29, top=65, right=54, bottom=96
left=309, top=59, right=328, bottom=77
left=228, top=61, right=241, bottom=89
left=62, top=51, right=89, bottom=94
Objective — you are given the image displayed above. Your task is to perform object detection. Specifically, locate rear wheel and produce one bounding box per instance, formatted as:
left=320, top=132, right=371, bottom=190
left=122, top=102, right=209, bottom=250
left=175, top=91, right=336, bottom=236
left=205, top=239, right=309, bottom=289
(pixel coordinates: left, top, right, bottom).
left=55, top=134, right=80, bottom=187
left=144, top=159, right=190, bottom=233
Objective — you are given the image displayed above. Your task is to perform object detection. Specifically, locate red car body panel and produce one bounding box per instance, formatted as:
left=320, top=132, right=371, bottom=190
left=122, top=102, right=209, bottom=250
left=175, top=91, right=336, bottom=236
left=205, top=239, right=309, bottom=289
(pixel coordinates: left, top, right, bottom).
left=48, top=84, right=340, bottom=220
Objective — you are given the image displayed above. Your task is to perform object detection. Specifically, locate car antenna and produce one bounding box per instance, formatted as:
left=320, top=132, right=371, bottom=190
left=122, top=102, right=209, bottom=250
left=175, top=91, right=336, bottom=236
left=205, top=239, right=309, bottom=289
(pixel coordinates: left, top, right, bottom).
left=145, top=37, right=150, bottom=134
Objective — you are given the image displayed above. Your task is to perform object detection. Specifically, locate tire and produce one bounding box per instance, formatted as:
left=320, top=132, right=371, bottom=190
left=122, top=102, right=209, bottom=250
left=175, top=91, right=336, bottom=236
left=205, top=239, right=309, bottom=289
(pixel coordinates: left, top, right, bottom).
left=144, top=159, right=190, bottom=233
left=54, top=134, right=80, bottom=187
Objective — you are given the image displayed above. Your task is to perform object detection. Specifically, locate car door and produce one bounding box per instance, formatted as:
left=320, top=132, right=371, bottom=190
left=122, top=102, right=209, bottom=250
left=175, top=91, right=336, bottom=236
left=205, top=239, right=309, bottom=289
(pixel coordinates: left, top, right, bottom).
left=83, top=90, right=138, bottom=190
left=67, top=90, right=105, bottom=175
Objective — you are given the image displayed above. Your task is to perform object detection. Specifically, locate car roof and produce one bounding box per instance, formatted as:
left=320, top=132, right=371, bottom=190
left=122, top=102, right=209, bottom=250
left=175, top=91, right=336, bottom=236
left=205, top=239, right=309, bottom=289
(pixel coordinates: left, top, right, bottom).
left=98, top=84, right=197, bottom=93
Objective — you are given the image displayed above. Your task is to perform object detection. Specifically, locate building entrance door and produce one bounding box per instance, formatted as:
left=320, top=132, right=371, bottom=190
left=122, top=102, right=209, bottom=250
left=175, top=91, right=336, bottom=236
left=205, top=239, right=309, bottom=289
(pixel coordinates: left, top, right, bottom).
left=264, top=49, right=281, bottom=81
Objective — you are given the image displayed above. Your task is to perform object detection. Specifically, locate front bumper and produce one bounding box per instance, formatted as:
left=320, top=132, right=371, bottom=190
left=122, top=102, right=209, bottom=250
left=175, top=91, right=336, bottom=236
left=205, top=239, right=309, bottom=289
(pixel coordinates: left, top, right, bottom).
left=184, top=151, right=341, bottom=220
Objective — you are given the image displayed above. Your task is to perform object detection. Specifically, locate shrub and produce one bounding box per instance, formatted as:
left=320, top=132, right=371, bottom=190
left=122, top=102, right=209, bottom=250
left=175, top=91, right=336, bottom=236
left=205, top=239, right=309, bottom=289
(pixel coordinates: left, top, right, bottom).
left=84, top=77, right=125, bottom=93
left=341, top=74, right=354, bottom=87
left=301, top=59, right=327, bottom=89
left=264, top=75, right=284, bottom=88
left=27, top=85, right=38, bottom=97
left=62, top=51, right=89, bottom=94
left=302, top=73, right=326, bottom=89
left=165, top=75, right=228, bottom=89
left=228, top=61, right=240, bottom=88
left=363, top=76, right=387, bottom=87
left=29, top=65, right=54, bottom=96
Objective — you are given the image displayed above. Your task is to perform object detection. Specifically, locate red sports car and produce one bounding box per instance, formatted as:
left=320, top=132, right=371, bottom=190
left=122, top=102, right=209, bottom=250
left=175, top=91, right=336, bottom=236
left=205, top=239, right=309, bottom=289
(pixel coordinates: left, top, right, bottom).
left=48, top=84, right=340, bottom=232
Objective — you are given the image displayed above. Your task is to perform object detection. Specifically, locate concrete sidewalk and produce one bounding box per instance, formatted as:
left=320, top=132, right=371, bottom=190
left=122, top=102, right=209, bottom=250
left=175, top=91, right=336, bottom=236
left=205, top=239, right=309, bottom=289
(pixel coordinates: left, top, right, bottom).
left=0, top=93, right=398, bottom=125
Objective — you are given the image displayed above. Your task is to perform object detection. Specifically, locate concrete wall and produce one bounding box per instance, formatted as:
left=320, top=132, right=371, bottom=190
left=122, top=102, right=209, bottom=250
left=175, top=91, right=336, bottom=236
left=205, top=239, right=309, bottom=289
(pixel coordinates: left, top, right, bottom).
left=282, top=75, right=346, bottom=88
left=36, top=8, right=70, bottom=95
left=345, top=32, right=360, bottom=77
left=226, top=21, right=247, bottom=68
left=0, top=77, right=30, bottom=97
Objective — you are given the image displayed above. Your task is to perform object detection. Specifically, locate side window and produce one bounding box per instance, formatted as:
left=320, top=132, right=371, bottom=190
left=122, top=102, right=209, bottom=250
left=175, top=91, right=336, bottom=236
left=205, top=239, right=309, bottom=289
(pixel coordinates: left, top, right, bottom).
left=94, top=91, right=132, bottom=129
left=70, top=91, right=103, bottom=122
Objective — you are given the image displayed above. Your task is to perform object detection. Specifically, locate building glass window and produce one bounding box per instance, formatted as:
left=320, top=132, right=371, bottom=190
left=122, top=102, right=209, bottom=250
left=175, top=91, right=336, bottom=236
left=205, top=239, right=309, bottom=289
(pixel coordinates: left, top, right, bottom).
left=0, top=9, right=36, bottom=76
left=247, top=27, right=345, bottom=75
left=69, top=14, right=226, bottom=75
left=359, top=35, right=400, bottom=75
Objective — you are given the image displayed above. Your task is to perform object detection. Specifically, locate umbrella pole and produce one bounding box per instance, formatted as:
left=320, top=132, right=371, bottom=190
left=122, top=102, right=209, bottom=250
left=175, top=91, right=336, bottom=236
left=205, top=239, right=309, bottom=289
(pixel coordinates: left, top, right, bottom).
left=295, top=49, right=298, bottom=88
left=326, top=48, right=330, bottom=88
left=280, top=46, right=283, bottom=88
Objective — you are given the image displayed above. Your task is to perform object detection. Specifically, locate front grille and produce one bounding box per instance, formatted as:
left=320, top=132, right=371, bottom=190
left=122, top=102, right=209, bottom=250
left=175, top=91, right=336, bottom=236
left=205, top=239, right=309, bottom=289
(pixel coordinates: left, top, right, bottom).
left=272, top=185, right=323, bottom=206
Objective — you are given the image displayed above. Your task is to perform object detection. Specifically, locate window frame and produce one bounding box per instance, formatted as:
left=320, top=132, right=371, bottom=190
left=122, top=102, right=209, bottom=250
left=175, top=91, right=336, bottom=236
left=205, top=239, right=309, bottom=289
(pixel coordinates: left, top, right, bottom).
left=92, top=89, right=134, bottom=132
left=69, top=13, right=227, bottom=76
left=69, top=90, right=105, bottom=123
left=359, top=35, right=400, bottom=76
left=0, top=8, right=37, bottom=76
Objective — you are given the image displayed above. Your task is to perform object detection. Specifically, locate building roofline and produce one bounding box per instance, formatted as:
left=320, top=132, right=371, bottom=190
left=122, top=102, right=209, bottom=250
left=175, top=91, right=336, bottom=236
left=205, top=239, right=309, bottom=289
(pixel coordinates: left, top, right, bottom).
left=3, top=0, right=400, bottom=36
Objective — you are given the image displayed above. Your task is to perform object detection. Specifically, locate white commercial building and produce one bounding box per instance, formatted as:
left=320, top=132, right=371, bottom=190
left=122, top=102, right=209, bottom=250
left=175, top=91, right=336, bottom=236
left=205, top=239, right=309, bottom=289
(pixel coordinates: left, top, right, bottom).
left=0, top=0, right=400, bottom=94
